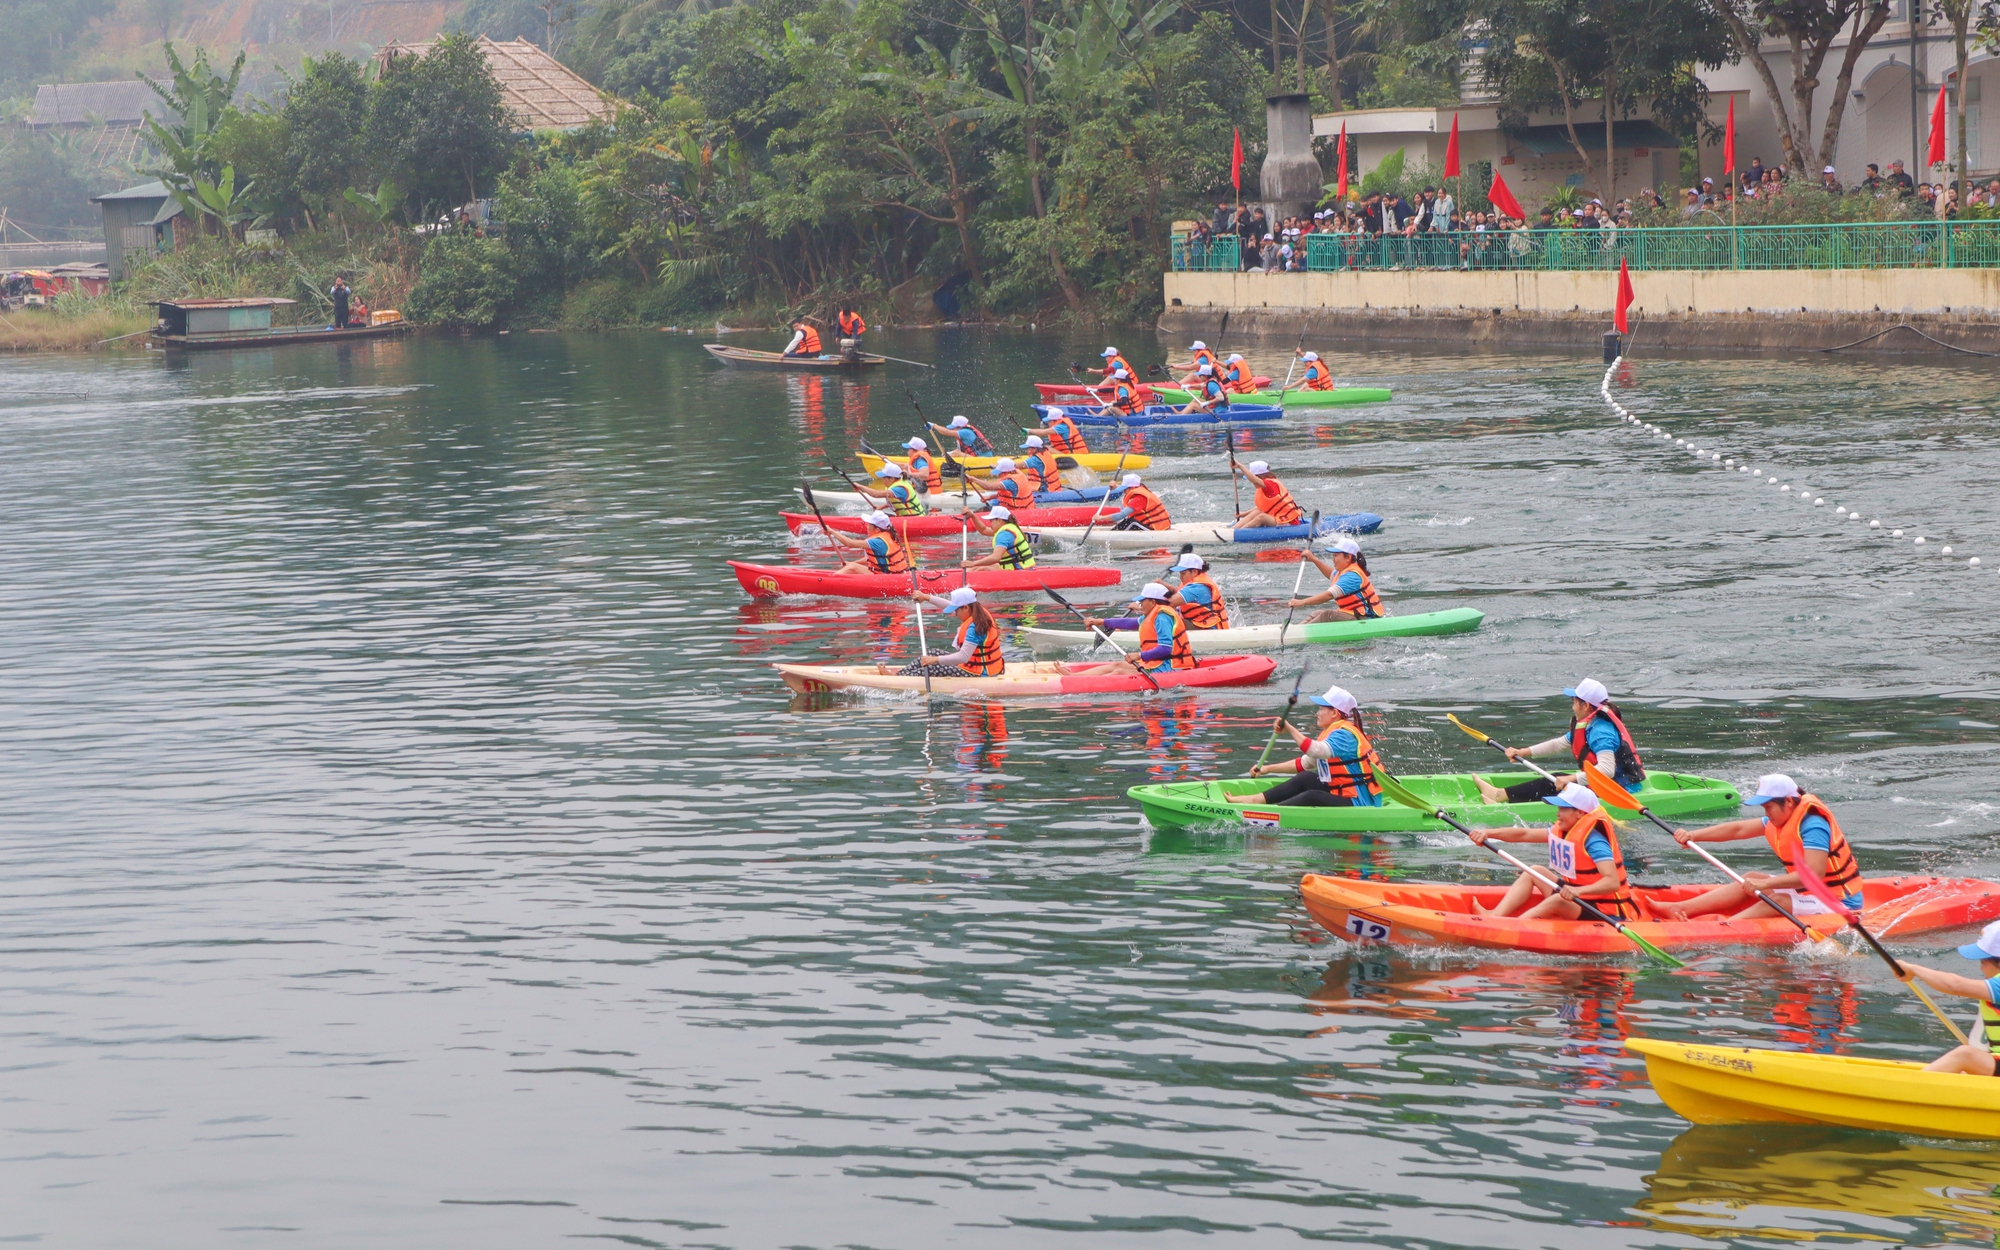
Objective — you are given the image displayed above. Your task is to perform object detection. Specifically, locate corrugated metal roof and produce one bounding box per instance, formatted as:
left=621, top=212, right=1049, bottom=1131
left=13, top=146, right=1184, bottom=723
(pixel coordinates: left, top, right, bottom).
left=28, top=81, right=165, bottom=127
left=90, top=180, right=172, bottom=204
left=376, top=36, right=620, bottom=131
left=151, top=298, right=298, bottom=309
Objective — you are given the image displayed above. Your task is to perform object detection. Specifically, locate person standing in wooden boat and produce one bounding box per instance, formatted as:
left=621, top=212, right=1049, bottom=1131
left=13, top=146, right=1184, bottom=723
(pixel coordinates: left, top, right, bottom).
left=330, top=277, right=351, bottom=329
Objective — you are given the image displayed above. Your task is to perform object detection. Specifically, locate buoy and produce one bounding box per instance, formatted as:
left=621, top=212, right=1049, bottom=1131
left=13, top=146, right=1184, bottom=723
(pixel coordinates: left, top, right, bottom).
left=1972, top=557, right=1982, bottom=566
left=1892, top=529, right=1904, bottom=537
left=1941, top=545, right=1952, bottom=554
left=1870, top=519, right=1881, bottom=527
left=1814, top=498, right=1824, bottom=505
left=1915, top=536, right=1926, bottom=545
left=1836, top=506, right=1847, bottom=514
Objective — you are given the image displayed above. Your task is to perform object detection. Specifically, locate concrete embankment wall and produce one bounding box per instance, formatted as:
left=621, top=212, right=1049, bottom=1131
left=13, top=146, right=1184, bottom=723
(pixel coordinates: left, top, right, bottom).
left=1159, top=270, right=2000, bottom=354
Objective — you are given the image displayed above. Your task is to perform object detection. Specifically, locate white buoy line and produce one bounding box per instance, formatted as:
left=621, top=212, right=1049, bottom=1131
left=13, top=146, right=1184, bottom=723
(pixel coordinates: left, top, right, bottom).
left=1599, top=359, right=1985, bottom=571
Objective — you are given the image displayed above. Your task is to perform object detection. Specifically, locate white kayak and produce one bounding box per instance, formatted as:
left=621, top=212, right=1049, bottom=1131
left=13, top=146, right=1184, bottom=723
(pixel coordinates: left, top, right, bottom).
left=803, top=488, right=978, bottom=514
left=1021, top=607, right=1487, bottom=652
left=1028, top=511, right=1383, bottom=548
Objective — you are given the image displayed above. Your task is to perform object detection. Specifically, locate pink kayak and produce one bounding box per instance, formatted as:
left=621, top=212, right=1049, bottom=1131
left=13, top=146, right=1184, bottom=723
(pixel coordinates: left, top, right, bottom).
left=781, top=506, right=1116, bottom=537
left=1033, top=376, right=1270, bottom=401
left=731, top=560, right=1122, bottom=599
left=776, top=654, right=1278, bottom=696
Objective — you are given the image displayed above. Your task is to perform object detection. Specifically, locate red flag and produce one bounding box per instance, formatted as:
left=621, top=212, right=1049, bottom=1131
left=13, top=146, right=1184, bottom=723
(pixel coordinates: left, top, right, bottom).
left=1336, top=122, right=1349, bottom=199
left=1723, top=97, right=1736, bottom=174
left=1928, top=84, right=1948, bottom=166
left=1444, top=113, right=1461, bottom=178
left=1231, top=127, right=1243, bottom=191
left=1614, top=257, right=1634, bottom=335
left=1487, top=171, right=1525, bottom=221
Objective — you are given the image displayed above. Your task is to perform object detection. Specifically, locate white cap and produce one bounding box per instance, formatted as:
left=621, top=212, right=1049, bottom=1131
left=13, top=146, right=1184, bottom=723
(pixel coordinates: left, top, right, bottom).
left=1137, top=581, right=1172, bottom=601
left=1020, top=435, right=1044, bottom=449
left=1262, top=233, right=1274, bottom=240
left=1173, top=553, right=1206, bottom=572
left=1112, top=367, right=1131, bottom=378
left=874, top=462, right=904, bottom=478
left=945, top=586, right=978, bottom=610
left=1246, top=460, right=1270, bottom=475
left=985, top=504, right=1012, bottom=520
left=1323, top=534, right=1360, bottom=556
left=1120, top=473, right=1142, bottom=489
left=1545, top=782, right=1601, bottom=812
left=1958, top=918, right=2000, bottom=960
left=1190, top=340, right=1207, bottom=350
left=1823, top=165, right=1836, bottom=174
left=1102, top=346, right=1119, bottom=357
left=948, top=415, right=970, bottom=428
left=903, top=437, right=926, bottom=450
left=1227, top=354, right=1245, bottom=363
left=1308, top=684, right=1358, bottom=713
left=994, top=457, right=1016, bottom=472
left=1197, top=363, right=1214, bottom=375
left=1563, top=677, right=1609, bottom=707
left=864, top=510, right=894, bottom=529
left=1744, top=773, right=1803, bottom=806
left=1301, top=351, right=1319, bottom=362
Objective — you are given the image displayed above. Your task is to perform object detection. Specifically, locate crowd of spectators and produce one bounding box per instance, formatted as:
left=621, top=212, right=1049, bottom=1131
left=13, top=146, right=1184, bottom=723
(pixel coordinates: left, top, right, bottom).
left=1672, top=155, right=2000, bottom=219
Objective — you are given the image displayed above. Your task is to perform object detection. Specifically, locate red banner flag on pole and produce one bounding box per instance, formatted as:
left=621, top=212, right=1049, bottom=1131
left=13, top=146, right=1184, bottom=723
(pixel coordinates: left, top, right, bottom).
left=1614, top=257, right=1634, bottom=335
left=1723, top=97, right=1736, bottom=177
left=1335, top=122, right=1349, bottom=199
left=1488, top=171, right=1525, bottom=221
left=1231, top=127, right=1244, bottom=195
left=1443, top=113, right=1461, bottom=178
left=1928, top=84, right=1949, bottom=167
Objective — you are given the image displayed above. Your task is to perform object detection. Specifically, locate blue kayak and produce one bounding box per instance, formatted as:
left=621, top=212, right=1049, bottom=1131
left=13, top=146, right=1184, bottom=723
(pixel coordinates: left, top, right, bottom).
left=1234, top=512, right=1383, bottom=541
left=1033, top=403, right=1286, bottom=428
left=1033, top=484, right=1129, bottom=505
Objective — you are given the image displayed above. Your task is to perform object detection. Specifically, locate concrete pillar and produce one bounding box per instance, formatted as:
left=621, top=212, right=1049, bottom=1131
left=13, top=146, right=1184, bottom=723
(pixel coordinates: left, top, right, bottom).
left=1259, top=93, right=1323, bottom=221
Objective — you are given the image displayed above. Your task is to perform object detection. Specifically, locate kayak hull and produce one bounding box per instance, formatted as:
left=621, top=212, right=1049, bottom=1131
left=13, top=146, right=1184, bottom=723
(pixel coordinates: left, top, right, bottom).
left=1033, top=378, right=1270, bottom=401
left=1028, top=513, right=1384, bottom=548
left=801, top=485, right=1127, bottom=514
left=776, top=654, right=1277, bottom=697
left=782, top=506, right=1109, bottom=536
left=1300, top=873, right=2000, bottom=954
left=1025, top=607, right=1485, bottom=652
left=731, top=560, right=1121, bottom=599
left=1627, top=1037, right=2000, bottom=1140
left=1151, top=385, right=1393, bottom=408
left=1033, top=403, right=1286, bottom=428
left=858, top=451, right=1148, bottom=475
left=1129, top=771, right=1742, bottom=833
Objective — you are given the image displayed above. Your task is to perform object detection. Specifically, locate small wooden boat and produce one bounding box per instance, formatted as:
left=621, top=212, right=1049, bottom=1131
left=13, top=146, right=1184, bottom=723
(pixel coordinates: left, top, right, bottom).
left=703, top=343, right=889, bottom=370
left=1628, top=1038, right=2000, bottom=1141
left=150, top=298, right=409, bottom=350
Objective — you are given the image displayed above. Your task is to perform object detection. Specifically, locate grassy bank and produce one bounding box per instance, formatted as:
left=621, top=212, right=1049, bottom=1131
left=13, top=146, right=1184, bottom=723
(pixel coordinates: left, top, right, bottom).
left=0, top=296, right=154, bottom=352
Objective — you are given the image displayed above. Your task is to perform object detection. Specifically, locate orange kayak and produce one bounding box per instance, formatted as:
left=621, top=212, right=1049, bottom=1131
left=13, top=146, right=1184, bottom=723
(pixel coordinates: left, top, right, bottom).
left=1300, top=874, right=2000, bottom=955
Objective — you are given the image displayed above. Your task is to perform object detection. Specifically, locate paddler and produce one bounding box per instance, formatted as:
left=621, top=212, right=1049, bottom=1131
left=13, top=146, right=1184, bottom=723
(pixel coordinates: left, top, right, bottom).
left=887, top=586, right=1004, bottom=678
left=1017, top=435, right=1065, bottom=494
left=825, top=510, right=913, bottom=574
left=1221, top=353, right=1257, bottom=394
left=900, top=437, right=943, bottom=494
left=963, top=504, right=1036, bottom=570
left=1110, top=472, right=1171, bottom=531
left=849, top=462, right=929, bottom=516
left=930, top=414, right=995, bottom=455
left=1231, top=460, right=1306, bottom=528
left=1295, top=351, right=1336, bottom=391
left=1024, top=411, right=1090, bottom=455
left=1657, top=774, right=1865, bottom=921
left=1470, top=782, right=1641, bottom=921
left=1171, top=363, right=1232, bottom=415
left=1098, top=345, right=1135, bottom=381
left=1289, top=534, right=1383, bottom=622
left=1076, top=581, right=1193, bottom=676
left=1472, top=677, right=1646, bottom=806
left=963, top=456, right=1038, bottom=509
left=1233, top=684, right=1383, bottom=807
left=1085, top=553, right=1229, bottom=634
left=1170, top=339, right=1221, bottom=386
left=781, top=317, right=824, bottom=358
left=1089, top=367, right=1146, bottom=420
left=1893, top=920, right=2000, bottom=1076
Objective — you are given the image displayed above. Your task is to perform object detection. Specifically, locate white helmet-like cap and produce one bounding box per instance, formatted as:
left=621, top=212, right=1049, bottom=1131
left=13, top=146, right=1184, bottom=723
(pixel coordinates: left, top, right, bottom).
left=1546, top=782, right=1601, bottom=812
left=948, top=415, right=970, bottom=428
left=1020, top=435, right=1045, bottom=449
left=1173, top=553, right=1206, bottom=572
left=1308, top=684, right=1359, bottom=713
left=1102, top=346, right=1120, bottom=357
left=985, top=504, right=1012, bottom=520
left=1190, top=340, right=1208, bottom=350
left=1137, top=581, right=1172, bottom=601
left=1196, top=363, right=1214, bottom=375
left=1301, top=351, right=1319, bottom=362
left=1120, top=473, right=1142, bottom=489
left=1227, top=353, right=1245, bottom=363
left=1745, top=774, right=1803, bottom=806
left=1323, top=534, right=1360, bottom=556
left=864, top=510, right=895, bottom=529
left=903, top=437, right=927, bottom=450
left=874, top=462, right=904, bottom=478
left=945, top=587, right=979, bottom=610
left=994, top=457, right=1017, bottom=472
left=1246, top=460, right=1270, bottom=475
left=1564, top=677, right=1610, bottom=707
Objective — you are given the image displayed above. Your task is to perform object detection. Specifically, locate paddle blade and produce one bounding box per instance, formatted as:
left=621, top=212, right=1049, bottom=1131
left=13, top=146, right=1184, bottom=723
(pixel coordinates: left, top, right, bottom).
left=1581, top=760, right=1641, bottom=812
left=1624, top=927, right=1687, bottom=969
left=1376, top=774, right=1435, bottom=815
left=1797, top=861, right=1859, bottom=921
left=1445, top=713, right=1491, bottom=745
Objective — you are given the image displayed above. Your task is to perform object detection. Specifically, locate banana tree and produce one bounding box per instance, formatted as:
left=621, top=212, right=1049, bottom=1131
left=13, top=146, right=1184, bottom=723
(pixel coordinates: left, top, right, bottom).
left=171, top=164, right=261, bottom=238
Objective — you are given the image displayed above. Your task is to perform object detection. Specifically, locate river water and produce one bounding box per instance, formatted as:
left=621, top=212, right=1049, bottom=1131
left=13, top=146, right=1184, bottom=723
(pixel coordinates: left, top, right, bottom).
left=4, top=330, right=1999, bottom=1248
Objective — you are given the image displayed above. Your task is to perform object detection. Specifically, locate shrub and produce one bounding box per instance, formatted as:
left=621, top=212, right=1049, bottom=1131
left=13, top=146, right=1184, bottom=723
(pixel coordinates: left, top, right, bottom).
left=408, top=232, right=516, bottom=328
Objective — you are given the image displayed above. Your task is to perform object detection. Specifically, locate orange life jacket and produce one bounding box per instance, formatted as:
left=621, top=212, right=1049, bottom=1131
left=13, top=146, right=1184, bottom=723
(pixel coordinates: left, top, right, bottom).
left=1311, top=716, right=1382, bottom=800
left=1333, top=564, right=1383, bottom=618
left=1550, top=810, right=1639, bottom=920
left=1044, top=415, right=1087, bottom=454
left=1103, top=354, right=1134, bottom=380
left=795, top=325, right=823, bottom=354
left=906, top=450, right=941, bottom=493
left=1137, top=604, right=1195, bottom=671
left=837, top=311, right=866, bottom=335
left=1022, top=452, right=1063, bottom=494
left=1254, top=476, right=1304, bottom=525
left=1191, top=347, right=1219, bottom=372
left=865, top=530, right=911, bottom=573
left=956, top=613, right=1004, bottom=676
left=1175, top=571, right=1229, bottom=629
left=1120, top=484, right=1171, bottom=530
left=1224, top=361, right=1257, bottom=394
left=991, top=471, right=1037, bottom=506
left=1109, top=379, right=1145, bottom=415
left=1301, top=361, right=1334, bottom=390
left=1570, top=705, right=1646, bottom=783
left=1763, top=796, right=1862, bottom=897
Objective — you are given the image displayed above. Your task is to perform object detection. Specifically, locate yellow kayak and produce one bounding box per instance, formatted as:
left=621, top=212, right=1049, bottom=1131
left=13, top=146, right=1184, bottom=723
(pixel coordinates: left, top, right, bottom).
left=859, top=451, right=1148, bottom=476
left=1628, top=1038, right=2000, bottom=1140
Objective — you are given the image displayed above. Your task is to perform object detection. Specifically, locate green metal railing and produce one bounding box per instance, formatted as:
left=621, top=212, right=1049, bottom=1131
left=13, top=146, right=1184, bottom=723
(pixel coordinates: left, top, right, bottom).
left=1170, top=221, right=2000, bottom=272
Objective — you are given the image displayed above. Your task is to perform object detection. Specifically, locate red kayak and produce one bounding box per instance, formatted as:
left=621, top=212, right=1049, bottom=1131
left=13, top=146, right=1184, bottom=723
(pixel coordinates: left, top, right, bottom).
left=781, top=506, right=1115, bottom=537
left=1033, top=376, right=1270, bottom=402
left=732, top=560, right=1122, bottom=599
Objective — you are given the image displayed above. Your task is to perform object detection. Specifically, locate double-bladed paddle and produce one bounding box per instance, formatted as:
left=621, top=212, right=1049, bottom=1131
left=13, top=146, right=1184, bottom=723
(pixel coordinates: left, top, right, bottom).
left=1252, top=669, right=1309, bottom=770
left=799, top=480, right=838, bottom=558
left=1275, top=510, right=1322, bottom=652
left=1374, top=772, right=1686, bottom=968
left=1041, top=584, right=1162, bottom=693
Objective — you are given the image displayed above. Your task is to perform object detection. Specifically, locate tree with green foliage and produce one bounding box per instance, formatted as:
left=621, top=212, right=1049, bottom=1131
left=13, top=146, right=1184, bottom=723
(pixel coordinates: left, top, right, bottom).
left=366, top=32, right=516, bottom=213
left=139, top=44, right=247, bottom=194
left=408, top=230, right=517, bottom=326
left=283, top=53, right=373, bottom=226
left=1705, top=0, right=1890, bottom=175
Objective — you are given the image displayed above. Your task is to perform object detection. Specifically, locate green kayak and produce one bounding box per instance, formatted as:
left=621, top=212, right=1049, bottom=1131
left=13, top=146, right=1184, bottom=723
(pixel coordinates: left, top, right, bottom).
left=1151, top=385, right=1393, bottom=409
left=1128, top=771, right=1743, bottom=834
left=1021, top=607, right=1485, bottom=653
